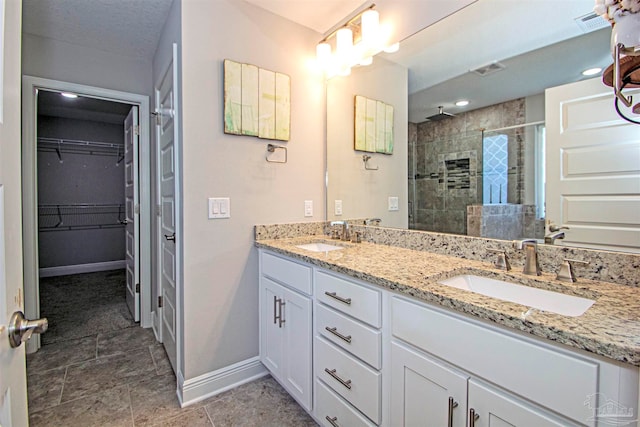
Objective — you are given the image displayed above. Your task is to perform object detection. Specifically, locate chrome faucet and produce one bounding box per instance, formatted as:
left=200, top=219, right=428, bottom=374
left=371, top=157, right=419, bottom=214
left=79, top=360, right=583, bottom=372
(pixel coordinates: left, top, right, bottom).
left=544, top=231, right=566, bottom=245
left=330, top=221, right=350, bottom=241
left=545, top=224, right=569, bottom=245
left=514, top=239, right=541, bottom=276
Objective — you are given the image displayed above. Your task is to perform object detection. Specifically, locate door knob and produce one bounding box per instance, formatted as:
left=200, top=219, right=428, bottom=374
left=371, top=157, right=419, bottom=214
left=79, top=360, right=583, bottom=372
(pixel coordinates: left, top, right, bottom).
left=8, top=311, right=48, bottom=348
left=164, top=233, right=176, bottom=242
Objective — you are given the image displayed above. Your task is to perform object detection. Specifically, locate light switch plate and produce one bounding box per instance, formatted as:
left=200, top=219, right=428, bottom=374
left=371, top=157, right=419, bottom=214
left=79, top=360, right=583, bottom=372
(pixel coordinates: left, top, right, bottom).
left=334, top=200, right=343, bottom=216
left=388, top=196, right=399, bottom=211
left=208, top=197, right=230, bottom=219
left=304, top=200, right=313, bottom=217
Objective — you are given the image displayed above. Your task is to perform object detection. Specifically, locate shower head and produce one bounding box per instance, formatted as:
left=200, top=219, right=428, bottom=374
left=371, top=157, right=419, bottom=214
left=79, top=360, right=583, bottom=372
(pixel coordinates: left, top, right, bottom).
left=425, top=106, right=455, bottom=122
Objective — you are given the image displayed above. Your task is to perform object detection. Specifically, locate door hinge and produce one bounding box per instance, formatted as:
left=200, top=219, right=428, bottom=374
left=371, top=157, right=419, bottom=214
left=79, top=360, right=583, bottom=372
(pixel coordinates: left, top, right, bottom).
left=135, top=283, right=140, bottom=293
left=134, top=124, right=140, bottom=136
left=158, top=296, right=163, bottom=308
left=156, top=204, right=162, bottom=217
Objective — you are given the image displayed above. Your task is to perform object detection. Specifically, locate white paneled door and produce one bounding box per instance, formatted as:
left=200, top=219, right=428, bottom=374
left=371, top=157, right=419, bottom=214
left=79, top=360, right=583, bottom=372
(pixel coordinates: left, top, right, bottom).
left=156, top=44, right=179, bottom=373
left=125, top=106, right=141, bottom=322
left=1, top=1, right=30, bottom=424
left=546, top=78, right=640, bottom=252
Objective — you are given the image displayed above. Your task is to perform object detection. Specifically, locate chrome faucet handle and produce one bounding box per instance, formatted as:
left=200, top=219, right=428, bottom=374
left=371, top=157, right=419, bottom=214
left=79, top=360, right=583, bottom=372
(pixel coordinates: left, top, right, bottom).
left=549, top=223, right=570, bottom=232
left=487, top=248, right=511, bottom=271
left=556, top=258, right=590, bottom=283
left=521, top=240, right=541, bottom=276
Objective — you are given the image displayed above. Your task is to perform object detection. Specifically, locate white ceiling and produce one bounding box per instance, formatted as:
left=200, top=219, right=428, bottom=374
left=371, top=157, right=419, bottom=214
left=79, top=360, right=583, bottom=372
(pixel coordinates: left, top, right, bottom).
left=22, top=0, right=174, bottom=59
left=243, top=0, right=366, bottom=34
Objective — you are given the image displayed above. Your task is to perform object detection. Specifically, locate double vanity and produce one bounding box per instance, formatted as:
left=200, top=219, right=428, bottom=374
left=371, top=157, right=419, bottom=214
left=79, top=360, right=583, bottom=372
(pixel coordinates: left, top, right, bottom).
left=256, top=225, right=640, bottom=427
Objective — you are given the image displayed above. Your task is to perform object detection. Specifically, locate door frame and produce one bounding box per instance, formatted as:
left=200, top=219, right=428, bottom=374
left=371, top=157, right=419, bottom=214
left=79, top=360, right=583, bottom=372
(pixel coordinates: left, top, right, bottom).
left=21, top=76, right=153, bottom=352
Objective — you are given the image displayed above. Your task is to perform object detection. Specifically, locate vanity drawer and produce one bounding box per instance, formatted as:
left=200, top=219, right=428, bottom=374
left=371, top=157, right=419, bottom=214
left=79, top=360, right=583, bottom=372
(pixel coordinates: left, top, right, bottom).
left=316, top=379, right=376, bottom=427
left=316, top=303, right=382, bottom=369
left=261, top=251, right=312, bottom=295
left=315, top=337, right=381, bottom=424
left=316, top=270, right=381, bottom=327
left=391, top=297, right=599, bottom=425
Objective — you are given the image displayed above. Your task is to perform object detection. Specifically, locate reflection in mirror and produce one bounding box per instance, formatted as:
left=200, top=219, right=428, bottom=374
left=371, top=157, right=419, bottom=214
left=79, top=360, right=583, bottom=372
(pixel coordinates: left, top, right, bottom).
left=326, top=0, right=621, bottom=248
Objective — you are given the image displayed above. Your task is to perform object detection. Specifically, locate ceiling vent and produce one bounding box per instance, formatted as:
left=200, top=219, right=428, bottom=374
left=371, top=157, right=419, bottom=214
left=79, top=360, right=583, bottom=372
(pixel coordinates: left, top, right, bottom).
left=574, top=12, right=609, bottom=33
left=470, top=61, right=506, bottom=77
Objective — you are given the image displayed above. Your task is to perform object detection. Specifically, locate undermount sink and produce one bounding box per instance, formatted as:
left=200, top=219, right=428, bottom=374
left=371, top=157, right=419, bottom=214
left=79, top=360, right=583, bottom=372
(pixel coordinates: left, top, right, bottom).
left=438, top=275, right=595, bottom=317
left=296, top=242, right=344, bottom=252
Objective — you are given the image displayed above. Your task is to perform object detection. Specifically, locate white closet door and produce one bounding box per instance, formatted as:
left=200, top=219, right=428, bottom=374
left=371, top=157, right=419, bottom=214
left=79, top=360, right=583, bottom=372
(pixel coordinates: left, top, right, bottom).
left=125, top=106, right=140, bottom=321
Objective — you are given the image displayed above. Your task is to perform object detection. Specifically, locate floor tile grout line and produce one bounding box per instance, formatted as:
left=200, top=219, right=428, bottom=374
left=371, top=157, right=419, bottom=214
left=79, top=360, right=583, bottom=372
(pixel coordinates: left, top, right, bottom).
left=128, top=383, right=136, bottom=427
left=204, top=405, right=216, bottom=426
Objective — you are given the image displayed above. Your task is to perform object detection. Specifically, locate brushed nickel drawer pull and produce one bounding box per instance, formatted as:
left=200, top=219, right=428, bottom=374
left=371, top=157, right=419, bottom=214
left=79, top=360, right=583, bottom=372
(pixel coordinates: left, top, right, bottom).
left=325, top=416, right=339, bottom=427
left=469, top=408, right=479, bottom=427
left=448, top=397, right=458, bottom=427
left=324, top=368, right=352, bottom=390
left=325, top=326, right=352, bottom=344
left=273, top=296, right=278, bottom=324
left=278, top=300, right=286, bottom=328
left=324, top=291, right=352, bottom=305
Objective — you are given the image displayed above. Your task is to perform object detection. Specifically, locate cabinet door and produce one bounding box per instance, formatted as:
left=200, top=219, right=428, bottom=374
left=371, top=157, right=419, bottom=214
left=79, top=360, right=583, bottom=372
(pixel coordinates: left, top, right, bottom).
left=282, top=286, right=313, bottom=411
left=390, top=342, right=468, bottom=427
left=261, top=277, right=285, bottom=377
left=468, top=379, right=576, bottom=427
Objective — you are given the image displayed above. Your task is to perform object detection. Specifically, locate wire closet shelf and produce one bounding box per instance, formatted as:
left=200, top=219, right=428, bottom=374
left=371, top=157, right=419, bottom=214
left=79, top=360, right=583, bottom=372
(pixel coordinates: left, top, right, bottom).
left=37, top=137, right=126, bottom=163
left=38, top=203, right=126, bottom=231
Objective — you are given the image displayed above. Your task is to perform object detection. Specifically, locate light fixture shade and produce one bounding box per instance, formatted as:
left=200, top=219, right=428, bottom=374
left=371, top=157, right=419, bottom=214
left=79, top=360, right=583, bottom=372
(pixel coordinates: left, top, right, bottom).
left=361, top=9, right=379, bottom=46
left=316, top=42, right=331, bottom=68
left=336, top=27, right=353, bottom=57
left=336, top=27, right=353, bottom=75
left=383, top=42, right=400, bottom=53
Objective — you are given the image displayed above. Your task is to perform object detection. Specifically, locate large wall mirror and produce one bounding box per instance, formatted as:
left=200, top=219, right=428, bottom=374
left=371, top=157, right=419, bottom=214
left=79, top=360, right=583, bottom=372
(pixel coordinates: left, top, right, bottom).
left=326, top=0, right=640, bottom=252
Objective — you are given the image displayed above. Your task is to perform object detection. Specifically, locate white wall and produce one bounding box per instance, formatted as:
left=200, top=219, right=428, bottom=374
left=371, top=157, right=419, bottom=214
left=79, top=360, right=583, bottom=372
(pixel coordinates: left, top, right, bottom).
left=22, top=33, right=152, bottom=96
left=327, top=59, right=408, bottom=228
left=180, top=0, right=325, bottom=379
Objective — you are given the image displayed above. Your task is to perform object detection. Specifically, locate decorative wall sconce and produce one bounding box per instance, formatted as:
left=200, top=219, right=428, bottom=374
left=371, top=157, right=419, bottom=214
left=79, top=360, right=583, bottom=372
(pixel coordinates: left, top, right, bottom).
left=316, top=4, right=399, bottom=78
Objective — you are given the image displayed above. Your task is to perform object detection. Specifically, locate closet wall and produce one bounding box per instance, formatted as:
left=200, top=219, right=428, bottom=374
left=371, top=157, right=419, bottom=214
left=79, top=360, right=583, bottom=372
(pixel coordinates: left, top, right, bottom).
left=37, top=115, right=126, bottom=275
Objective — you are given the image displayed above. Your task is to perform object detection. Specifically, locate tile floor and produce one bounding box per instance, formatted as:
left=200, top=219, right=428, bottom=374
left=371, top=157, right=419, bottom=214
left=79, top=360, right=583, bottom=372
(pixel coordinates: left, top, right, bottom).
left=29, top=270, right=317, bottom=426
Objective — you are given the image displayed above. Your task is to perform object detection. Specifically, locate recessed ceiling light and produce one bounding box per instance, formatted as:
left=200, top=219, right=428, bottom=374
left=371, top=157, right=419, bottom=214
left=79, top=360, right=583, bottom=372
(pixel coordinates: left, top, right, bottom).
left=582, top=67, right=602, bottom=76
left=61, top=92, right=78, bottom=99
left=455, top=100, right=469, bottom=107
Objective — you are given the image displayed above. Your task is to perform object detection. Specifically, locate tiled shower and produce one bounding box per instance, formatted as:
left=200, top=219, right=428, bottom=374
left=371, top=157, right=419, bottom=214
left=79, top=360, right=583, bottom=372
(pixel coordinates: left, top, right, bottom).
left=408, top=98, right=544, bottom=239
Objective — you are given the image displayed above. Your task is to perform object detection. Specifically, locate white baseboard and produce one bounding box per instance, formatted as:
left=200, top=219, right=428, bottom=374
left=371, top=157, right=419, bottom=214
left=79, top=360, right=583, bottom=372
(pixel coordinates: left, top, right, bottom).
left=39, top=260, right=126, bottom=278
left=178, top=357, right=268, bottom=407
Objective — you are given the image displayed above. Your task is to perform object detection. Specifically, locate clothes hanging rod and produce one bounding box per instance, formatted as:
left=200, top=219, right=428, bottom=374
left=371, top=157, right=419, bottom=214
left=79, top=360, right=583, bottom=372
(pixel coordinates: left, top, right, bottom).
left=38, top=137, right=124, bottom=150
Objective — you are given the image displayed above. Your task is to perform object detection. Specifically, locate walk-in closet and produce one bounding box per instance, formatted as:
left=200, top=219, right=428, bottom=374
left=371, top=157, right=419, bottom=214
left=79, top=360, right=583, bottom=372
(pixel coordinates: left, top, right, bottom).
left=36, top=90, right=135, bottom=345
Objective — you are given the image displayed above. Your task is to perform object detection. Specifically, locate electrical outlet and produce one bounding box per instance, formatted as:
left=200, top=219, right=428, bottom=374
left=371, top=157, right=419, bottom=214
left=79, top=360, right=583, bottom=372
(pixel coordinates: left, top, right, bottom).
left=304, top=200, right=313, bottom=217
left=208, top=197, right=230, bottom=219
left=335, top=200, right=343, bottom=215
left=388, top=196, right=399, bottom=211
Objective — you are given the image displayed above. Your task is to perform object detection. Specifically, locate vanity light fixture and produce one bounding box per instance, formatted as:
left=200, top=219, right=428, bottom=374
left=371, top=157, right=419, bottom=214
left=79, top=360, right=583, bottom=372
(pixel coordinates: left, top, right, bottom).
left=455, top=100, right=470, bottom=107
left=61, top=92, right=78, bottom=99
left=316, top=4, right=399, bottom=78
left=582, top=67, right=602, bottom=76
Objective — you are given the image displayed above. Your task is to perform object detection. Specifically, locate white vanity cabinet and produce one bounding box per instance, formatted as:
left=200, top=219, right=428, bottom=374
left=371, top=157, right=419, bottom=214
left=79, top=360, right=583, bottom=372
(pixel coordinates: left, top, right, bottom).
left=259, top=251, right=313, bottom=411
left=391, top=296, right=639, bottom=427
left=314, top=270, right=383, bottom=426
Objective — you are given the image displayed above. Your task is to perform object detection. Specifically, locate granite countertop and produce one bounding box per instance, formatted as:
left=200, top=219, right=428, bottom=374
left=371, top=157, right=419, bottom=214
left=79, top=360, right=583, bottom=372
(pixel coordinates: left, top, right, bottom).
left=256, top=235, right=640, bottom=367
